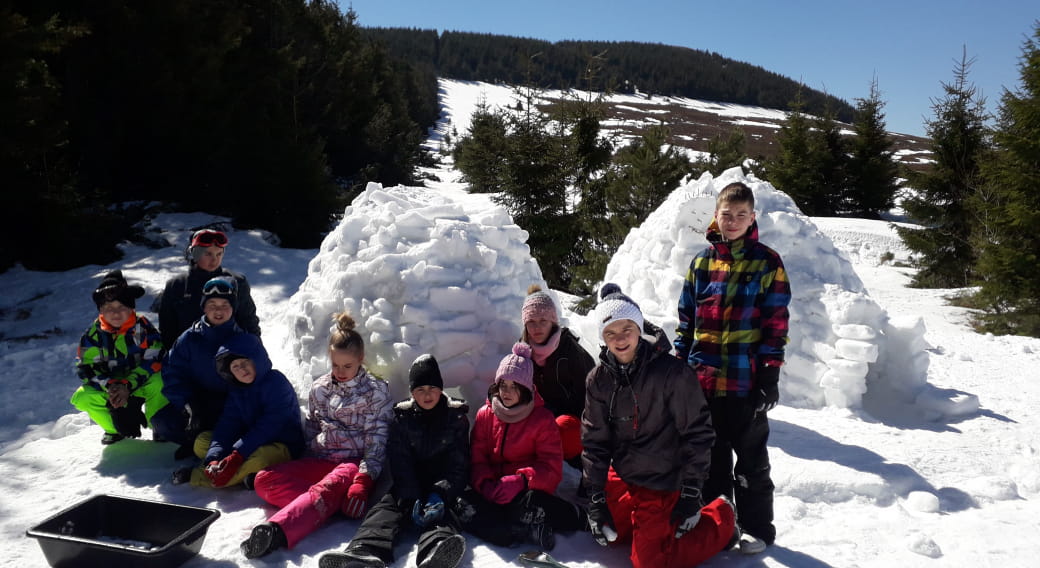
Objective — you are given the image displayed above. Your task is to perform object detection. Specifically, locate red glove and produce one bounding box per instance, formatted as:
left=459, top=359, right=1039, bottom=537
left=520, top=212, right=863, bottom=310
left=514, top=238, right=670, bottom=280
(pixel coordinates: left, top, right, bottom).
left=487, top=473, right=527, bottom=504
left=516, top=467, right=536, bottom=484
left=342, top=472, right=374, bottom=518
left=204, top=450, right=244, bottom=488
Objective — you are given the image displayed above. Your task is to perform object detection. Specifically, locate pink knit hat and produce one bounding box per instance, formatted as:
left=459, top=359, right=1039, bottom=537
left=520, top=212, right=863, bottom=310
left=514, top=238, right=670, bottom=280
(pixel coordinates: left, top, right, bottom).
left=495, top=342, right=535, bottom=392
left=521, top=286, right=558, bottom=325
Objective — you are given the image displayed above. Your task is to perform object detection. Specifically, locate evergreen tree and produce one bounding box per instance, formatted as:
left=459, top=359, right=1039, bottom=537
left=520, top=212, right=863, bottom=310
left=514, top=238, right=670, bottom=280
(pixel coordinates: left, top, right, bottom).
left=762, top=93, right=835, bottom=215
left=972, top=23, right=1040, bottom=336
left=696, top=128, right=748, bottom=176
left=452, top=99, right=509, bottom=193
left=809, top=109, right=850, bottom=215
left=897, top=51, right=990, bottom=288
left=845, top=79, right=900, bottom=217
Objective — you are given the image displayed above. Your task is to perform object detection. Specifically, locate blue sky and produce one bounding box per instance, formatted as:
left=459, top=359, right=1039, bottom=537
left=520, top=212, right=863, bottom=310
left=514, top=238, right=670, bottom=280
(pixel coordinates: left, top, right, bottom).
left=340, top=0, right=1037, bottom=137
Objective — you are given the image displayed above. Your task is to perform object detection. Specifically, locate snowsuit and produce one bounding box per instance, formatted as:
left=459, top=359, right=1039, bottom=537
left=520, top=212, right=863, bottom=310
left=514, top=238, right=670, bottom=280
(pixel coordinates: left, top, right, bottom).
left=71, top=313, right=176, bottom=437
left=252, top=367, right=393, bottom=549
left=157, top=266, right=260, bottom=348
left=583, top=323, right=733, bottom=568
left=531, top=327, right=595, bottom=461
left=674, top=218, right=790, bottom=544
left=461, top=392, right=584, bottom=546
left=155, top=316, right=253, bottom=444
left=345, top=395, right=471, bottom=565
left=187, top=335, right=304, bottom=488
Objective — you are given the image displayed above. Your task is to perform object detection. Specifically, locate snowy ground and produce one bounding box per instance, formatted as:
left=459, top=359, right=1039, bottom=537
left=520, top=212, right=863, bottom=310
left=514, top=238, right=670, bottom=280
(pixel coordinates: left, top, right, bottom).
left=2, top=80, right=1038, bottom=567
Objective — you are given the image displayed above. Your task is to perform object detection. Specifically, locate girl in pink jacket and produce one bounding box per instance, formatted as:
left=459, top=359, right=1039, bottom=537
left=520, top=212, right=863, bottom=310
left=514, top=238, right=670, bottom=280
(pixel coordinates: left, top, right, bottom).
left=459, top=342, right=585, bottom=551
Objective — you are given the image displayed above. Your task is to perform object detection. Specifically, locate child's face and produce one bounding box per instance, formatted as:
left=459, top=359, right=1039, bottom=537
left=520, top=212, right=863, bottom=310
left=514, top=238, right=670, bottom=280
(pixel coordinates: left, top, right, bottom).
left=203, top=298, right=233, bottom=325
left=603, top=318, right=640, bottom=364
left=99, top=300, right=132, bottom=328
left=715, top=200, right=756, bottom=241
left=195, top=246, right=224, bottom=272
left=329, top=349, right=362, bottom=382
left=229, top=358, right=256, bottom=384
left=525, top=317, right=554, bottom=345
left=412, top=385, right=443, bottom=410
left=497, top=380, right=522, bottom=407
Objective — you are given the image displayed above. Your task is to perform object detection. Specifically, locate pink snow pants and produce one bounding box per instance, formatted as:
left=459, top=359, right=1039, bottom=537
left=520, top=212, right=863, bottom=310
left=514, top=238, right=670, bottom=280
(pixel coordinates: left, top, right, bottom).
left=605, top=468, right=736, bottom=568
left=253, top=457, right=361, bottom=549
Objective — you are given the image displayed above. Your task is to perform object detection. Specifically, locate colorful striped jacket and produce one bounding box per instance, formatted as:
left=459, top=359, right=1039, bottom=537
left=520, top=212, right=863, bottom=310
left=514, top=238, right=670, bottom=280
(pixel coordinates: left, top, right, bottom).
left=76, top=314, right=163, bottom=392
left=674, top=219, right=790, bottom=397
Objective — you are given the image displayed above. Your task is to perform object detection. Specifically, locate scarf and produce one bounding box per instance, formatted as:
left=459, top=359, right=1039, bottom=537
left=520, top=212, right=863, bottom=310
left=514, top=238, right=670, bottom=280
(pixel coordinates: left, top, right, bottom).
left=530, top=327, right=562, bottom=366
left=491, top=395, right=535, bottom=424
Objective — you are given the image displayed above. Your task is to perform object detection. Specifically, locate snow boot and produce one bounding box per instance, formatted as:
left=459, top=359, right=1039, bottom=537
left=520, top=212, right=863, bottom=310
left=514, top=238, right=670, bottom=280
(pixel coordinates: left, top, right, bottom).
left=739, top=532, right=767, bottom=555
left=171, top=466, right=193, bottom=485
left=418, top=533, right=466, bottom=568
left=240, top=522, right=287, bottom=559
left=512, top=521, right=555, bottom=551
left=101, top=432, right=125, bottom=445
left=318, top=545, right=388, bottom=568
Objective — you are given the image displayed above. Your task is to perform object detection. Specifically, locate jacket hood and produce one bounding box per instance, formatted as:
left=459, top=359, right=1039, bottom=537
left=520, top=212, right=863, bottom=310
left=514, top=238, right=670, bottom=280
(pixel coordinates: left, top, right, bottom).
left=215, top=334, right=272, bottom=386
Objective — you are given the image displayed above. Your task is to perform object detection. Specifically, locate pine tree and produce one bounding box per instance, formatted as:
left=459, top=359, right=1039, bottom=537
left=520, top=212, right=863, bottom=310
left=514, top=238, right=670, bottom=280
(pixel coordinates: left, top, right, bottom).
left=762, top=92, right=835, bottom=215
left=897, top=50, right=990, bottom=288
left=845, top=79, right=900, bottom=218
left=972, top=23, right=1040, bottom=336
left=453, top=99, right=510, bottom=193
left=695, top=128, right=748, bottom=176
left=809, top=109, right=850, bottom=215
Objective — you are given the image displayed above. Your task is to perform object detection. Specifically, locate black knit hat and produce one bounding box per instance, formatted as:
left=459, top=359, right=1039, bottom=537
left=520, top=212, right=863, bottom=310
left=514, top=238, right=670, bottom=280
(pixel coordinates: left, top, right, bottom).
left=92, top=270, right=145, bottom=310
left=408, top=354, right=444, bottom=391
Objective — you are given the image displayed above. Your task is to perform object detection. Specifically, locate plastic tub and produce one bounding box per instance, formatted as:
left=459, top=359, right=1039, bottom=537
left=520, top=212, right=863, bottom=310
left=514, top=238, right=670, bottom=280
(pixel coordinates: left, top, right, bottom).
left=26, top=494, right=221, bottom=568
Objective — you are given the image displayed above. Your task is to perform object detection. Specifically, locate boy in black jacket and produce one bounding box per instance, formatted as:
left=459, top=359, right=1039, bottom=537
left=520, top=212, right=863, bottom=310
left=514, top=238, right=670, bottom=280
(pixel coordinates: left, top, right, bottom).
left=319, top=354, right=470, bottom=568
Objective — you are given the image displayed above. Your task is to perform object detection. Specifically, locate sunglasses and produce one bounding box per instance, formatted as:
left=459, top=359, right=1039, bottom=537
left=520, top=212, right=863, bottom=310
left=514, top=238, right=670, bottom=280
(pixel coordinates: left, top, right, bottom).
left=202, top=278, right=235, bottom=296
left=191, top=230, right=228, bottom=248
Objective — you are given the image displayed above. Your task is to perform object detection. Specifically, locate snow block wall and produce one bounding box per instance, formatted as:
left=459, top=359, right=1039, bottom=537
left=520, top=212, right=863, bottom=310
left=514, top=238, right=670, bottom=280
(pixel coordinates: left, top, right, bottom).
left=570, top=168, right=932, bottom=410
left=282, top=183, right=545, bottom=404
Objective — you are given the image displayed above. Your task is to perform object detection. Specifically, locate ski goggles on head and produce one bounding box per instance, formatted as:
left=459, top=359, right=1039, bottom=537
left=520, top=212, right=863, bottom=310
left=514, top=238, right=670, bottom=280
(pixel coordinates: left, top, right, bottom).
left=202, top=278, right=236, bottom=296
left=191, top=229, right=228, bottom=248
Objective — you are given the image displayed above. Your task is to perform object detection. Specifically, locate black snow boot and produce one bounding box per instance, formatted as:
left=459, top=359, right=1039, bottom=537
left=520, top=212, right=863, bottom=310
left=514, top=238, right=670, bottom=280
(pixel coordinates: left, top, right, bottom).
left=418, top=533, right=466, bottom=568
left=240, top=522, right=287, bottom=559
left=318, top=545, right=388, bottom=568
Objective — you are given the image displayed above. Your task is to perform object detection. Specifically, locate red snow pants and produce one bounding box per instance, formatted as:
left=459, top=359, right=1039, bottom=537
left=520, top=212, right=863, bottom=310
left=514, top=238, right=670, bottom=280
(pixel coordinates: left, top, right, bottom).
left=605, top=468, right=736, bottom=568
left=254, top=457, right=361, bottom=548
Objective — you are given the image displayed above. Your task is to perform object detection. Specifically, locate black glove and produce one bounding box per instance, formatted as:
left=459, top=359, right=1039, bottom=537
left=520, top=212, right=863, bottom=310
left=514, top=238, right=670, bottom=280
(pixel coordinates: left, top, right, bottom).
left=670, top=485, right=704, bottom=538
left=754, top=365, right=781, bottom=413
left=110, top=397, right=146, bottom=438
left=587, top=491, right=617, bottom=546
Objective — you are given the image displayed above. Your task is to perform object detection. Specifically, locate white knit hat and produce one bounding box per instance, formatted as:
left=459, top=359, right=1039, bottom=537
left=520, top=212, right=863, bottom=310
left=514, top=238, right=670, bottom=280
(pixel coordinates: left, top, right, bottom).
left=594, top=283, right=644, bottom=338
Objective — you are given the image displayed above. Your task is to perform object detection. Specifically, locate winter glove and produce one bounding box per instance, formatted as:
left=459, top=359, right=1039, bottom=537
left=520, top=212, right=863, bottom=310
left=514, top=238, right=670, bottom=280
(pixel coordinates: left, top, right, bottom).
left=110, top=397, right=146, bottom=438
left=670, top=485, right=704, bottom=539
left=411, top=492, right=446, bottom=528
left=204, top=450, right=244, bottom=488
left=587, top=491, right=618, bottom=546
left=106, top=380, right=130, bottom=408
left=486, top=473, right=527, bottom=505
left=342, top=472, right=374, bottom=518
left=754, top=365, right=781, bottom=413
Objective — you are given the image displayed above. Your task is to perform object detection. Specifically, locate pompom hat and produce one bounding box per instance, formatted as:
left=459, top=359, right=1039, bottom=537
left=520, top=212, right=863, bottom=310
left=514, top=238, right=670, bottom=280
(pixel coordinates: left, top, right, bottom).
left=494, top=342, right=535, bottom=393
left=521, top=287, right=558, bottom=325
left=409, top=354, right=444, bottom=391
left=594, top=283, right=644, bottom=339
left=92, top=270, right=145, bottom=310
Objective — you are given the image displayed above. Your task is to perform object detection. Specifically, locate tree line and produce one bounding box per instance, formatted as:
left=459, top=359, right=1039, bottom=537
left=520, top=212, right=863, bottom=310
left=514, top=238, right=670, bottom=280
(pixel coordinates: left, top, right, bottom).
left=363, top=27, right=855, bottom=121
left=2, top=0, right=437, bottom=271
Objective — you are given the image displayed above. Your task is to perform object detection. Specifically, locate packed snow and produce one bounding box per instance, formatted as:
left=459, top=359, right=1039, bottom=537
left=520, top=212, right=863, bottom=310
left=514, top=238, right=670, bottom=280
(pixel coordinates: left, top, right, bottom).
left=1, top=79, right=1038, bottom=567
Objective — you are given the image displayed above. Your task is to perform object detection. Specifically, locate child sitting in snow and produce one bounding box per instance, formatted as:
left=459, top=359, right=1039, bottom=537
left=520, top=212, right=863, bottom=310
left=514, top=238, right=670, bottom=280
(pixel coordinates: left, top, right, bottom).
left=674, top=181, right=791, bottom=554
left=457, top=342, right=586, bottom=551
left=239, top=312, right=393, bottom=558
left=583, top=283, right=735, bottom=568
left=72, top=270, right=179, bottom=445
left=318, top=354, right=471, bottom=568
left=172, top=333, right=304, bottom=489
